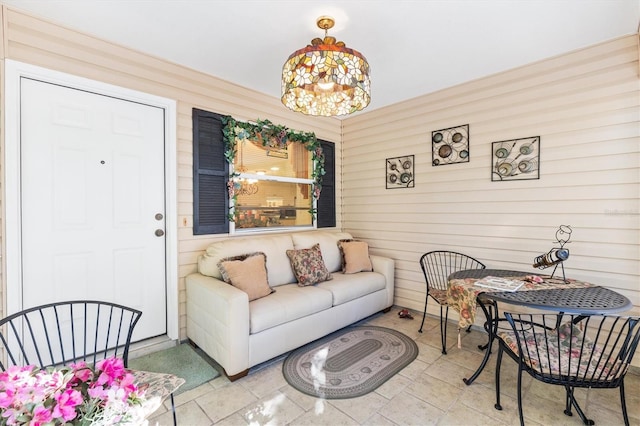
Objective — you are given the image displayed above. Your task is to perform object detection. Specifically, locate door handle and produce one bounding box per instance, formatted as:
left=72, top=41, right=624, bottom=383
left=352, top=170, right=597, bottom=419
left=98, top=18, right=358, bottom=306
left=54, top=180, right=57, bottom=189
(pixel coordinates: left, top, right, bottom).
left=155, top=229, right=165, bottom=237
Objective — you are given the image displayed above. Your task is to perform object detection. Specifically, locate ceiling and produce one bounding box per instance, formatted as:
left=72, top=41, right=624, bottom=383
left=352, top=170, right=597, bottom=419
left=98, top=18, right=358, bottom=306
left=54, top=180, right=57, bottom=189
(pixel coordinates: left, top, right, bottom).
left=3, top=0, right=639, bottom=117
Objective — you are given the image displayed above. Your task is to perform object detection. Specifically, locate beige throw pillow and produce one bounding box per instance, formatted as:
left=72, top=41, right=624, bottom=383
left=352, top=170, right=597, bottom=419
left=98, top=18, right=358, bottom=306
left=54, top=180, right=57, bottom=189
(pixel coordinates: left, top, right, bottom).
left=218, top=252, right=274, bottom=301
left=339, top=240, right=373, bottom=274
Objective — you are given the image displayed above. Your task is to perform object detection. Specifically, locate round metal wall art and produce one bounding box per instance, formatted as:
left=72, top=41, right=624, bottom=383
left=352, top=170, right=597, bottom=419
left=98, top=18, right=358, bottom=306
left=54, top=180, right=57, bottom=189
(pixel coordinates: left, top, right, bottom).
left=386, top=155, right=414, bottom=189
left=491, top=136, right=540, bottom=181
left=432, top=124, right=469, bottom=166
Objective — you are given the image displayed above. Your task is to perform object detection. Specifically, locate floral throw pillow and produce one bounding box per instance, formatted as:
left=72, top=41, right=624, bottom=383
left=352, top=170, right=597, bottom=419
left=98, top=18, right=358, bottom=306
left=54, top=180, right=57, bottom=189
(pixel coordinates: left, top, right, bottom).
left=286, top=243, right=332, bottom=286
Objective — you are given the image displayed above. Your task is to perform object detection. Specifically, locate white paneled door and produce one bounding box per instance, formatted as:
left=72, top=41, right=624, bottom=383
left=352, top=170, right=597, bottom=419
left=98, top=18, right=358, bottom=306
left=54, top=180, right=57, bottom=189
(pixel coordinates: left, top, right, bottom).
left=20, top=78, right=167, bottom=341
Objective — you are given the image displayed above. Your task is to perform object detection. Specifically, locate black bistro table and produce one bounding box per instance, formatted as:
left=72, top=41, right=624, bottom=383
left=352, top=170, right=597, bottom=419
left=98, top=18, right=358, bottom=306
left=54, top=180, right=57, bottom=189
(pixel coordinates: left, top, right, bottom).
left=447, top=269, right=632, bottom=385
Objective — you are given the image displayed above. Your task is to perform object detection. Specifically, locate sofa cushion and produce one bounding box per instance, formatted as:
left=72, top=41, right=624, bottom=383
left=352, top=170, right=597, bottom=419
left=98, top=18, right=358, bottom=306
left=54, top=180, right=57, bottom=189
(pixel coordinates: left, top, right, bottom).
left=291, top=231, right=353, bottom=273
left=218, top=252, right=274, bottom=301
left=338, top=240, right=373, bottom=274
left=286, top=243, right=332, bottom=286
left=199, top=234, right=295, bottom=286
left=317, top=272, right=387, bottom=306
left=249, top=284, right=333, bottom=333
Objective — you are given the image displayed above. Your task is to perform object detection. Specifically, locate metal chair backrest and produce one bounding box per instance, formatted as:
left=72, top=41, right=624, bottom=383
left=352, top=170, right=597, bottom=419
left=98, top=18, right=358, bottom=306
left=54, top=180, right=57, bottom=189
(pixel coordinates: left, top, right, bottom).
left=419, top=250, right=486, bottom=292
left=0, top=300, right=142, bottom=370
left=502, top=312, right=640, bottom=387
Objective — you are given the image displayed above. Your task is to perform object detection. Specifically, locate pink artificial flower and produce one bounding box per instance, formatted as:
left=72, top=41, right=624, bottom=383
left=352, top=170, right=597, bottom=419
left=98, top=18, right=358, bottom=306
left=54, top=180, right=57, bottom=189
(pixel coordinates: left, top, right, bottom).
left=87, top=385, right=107, bottom=400
left=1, top=408, right=19, bottom=425
left=73, top=366, right=93, bottom=383
left=2, top=365, right=31, bottom=383
left=36, top=369, right=65, bottom=391
left=69, top=361, right=87, bottom=369
left=95, top=357, right=125, bottom=386
left=31, top=405, right=54, bottom=425
left=118, top=372, right=138, bottom=396
left=52, top=389, right=82, bottom=421
left=0, top=389, right=14, bottom=408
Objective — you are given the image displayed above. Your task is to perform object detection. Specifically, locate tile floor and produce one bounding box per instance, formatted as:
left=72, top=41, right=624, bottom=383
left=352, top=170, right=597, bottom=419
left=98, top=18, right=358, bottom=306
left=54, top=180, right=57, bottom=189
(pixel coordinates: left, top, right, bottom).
left=148, top=307, right=640, bottom=425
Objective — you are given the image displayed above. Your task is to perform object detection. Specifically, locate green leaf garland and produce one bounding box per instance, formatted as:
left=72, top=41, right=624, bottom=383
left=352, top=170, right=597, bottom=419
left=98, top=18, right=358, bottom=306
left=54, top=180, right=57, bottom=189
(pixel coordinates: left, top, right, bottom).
left=221, top=116, right=325, bottom=222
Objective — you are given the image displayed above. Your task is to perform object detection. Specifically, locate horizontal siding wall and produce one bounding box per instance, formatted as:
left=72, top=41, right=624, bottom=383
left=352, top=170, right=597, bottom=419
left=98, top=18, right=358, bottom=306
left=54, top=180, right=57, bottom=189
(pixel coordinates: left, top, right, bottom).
left=0, top=5, right=342, bottom=336
left=342, top=35, right=640, bottom=327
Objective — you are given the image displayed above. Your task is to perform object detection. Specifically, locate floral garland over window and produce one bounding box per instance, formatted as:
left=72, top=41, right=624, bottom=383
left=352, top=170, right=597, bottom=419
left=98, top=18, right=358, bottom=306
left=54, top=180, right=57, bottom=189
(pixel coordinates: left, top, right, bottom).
left=221, top=116, right=325, bottom=222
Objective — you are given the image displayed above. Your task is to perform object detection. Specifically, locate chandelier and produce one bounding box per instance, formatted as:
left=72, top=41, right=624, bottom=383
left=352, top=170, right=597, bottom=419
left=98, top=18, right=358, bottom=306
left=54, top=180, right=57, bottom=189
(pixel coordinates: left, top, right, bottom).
left=281, top=16, right=371, bottom=117
left=235, top=166, right=259, bottom=196
left=235, top=142, right=259, bottom=196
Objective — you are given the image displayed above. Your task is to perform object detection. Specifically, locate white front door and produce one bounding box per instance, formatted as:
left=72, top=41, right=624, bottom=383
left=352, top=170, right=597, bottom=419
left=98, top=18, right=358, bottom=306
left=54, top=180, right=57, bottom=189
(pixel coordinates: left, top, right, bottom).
left=19, top=78, right=167, bottom=341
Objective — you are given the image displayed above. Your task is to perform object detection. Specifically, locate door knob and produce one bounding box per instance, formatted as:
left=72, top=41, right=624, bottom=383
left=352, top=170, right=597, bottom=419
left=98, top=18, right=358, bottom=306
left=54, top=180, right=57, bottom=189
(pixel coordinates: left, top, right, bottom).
left=155, top=229, right=165, bottom=237
left=155, top=213, right=164, bottom=220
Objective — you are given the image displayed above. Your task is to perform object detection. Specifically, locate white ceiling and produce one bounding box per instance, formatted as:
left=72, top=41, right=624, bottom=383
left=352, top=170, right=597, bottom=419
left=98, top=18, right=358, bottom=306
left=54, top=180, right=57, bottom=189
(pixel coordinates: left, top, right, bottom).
left=3, top=0, right=639, bottom=116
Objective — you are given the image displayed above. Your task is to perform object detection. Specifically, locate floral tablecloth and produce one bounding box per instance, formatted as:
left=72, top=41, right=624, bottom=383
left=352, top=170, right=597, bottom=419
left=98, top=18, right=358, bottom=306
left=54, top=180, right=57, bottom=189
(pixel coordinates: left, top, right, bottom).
left=446, top=274, right=594, bottom=329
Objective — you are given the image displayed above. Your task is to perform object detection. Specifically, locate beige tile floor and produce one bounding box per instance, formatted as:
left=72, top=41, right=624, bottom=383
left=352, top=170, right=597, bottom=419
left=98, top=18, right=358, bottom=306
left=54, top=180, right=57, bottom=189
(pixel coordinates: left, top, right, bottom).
left=148, top=307, right=640, bottom=425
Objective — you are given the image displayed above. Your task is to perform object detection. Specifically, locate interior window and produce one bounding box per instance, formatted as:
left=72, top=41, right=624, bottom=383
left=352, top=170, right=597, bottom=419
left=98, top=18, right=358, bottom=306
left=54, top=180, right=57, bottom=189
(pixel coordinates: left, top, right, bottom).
left=232, top=138, right=314, bottom=231
left=192, top=108, right=335, bottom=235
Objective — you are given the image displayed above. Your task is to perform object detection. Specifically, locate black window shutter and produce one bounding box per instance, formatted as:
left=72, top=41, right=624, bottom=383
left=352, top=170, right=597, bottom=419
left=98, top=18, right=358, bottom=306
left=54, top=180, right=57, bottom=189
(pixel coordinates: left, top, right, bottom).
left=317, top=140, right=336, bottom=228
left=193, top=108, right=228, bottom=235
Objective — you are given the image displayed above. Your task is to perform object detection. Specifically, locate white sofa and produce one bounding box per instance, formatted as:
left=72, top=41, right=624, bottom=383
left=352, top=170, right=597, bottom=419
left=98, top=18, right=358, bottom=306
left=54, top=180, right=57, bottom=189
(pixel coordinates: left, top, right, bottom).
left=186, top=231, right=395, bottom=380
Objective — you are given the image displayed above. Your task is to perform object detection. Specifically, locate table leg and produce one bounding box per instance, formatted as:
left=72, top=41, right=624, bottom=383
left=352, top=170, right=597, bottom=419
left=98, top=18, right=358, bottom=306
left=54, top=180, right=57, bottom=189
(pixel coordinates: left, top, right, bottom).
left=463, top=299, right=498, bottom=385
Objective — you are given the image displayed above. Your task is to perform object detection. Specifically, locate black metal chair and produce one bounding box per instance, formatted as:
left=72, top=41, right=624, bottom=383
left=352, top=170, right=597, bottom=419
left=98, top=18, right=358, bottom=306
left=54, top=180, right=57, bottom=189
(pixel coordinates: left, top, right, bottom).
left=418, top=250, right=486, bottom=354
left=0, top=300, right=141, bottom=369
left=495, top=312, right=640, bottom=426
left=0, top=300, right=181, bottom=425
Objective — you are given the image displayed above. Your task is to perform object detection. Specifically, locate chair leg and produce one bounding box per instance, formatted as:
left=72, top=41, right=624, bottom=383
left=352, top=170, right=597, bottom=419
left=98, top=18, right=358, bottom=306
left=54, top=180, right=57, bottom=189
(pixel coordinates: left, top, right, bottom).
left=440, top=305, right=449, bottom=354
left=620, top=380, right=630, bottom=426
left=516, top=365, right=525, bottom=426
left=171, top=392, right=177, bottom=425
left=565, top=386, right=594, bottom=425
left=419, top=293, right=429, bottom=333
left=494, top=346, right=503, bottom=411
left=564, top=385, right=573, bottom=417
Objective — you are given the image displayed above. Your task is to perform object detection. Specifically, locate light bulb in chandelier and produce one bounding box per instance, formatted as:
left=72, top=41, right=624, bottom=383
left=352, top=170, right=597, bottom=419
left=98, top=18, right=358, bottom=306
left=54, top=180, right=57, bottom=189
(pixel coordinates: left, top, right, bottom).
left=317, top=80, right=337, bottom=91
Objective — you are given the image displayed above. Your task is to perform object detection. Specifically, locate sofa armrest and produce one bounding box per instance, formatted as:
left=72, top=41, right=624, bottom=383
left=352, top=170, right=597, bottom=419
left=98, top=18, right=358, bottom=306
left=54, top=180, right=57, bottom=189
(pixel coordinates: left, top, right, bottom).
left=186, top=273, right=250, bottom=376
left=370, top=254, right=395, bottom=308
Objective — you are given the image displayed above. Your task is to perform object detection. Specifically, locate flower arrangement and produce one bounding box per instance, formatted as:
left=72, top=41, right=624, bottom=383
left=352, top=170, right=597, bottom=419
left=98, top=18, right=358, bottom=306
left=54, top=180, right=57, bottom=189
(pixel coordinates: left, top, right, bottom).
left=0, top=357, right=157, bottom=425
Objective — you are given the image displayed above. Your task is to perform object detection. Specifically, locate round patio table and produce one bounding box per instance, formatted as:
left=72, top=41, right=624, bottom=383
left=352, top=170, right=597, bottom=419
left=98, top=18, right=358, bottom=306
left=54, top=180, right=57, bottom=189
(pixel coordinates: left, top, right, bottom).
left=450, top=268, right=631, bottom=314
left=447, top=269, right=632, bottom=385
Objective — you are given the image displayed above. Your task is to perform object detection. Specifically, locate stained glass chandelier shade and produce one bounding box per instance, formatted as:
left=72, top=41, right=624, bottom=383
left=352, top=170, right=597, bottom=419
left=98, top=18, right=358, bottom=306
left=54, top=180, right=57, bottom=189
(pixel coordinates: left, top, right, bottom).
left=281, top=16, right=371, bottom=117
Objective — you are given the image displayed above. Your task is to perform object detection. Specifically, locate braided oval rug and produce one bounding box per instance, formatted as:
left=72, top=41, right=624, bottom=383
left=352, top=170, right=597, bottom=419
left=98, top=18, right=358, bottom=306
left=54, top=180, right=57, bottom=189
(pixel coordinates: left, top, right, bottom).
left=282, top=325, right=418, bottom=399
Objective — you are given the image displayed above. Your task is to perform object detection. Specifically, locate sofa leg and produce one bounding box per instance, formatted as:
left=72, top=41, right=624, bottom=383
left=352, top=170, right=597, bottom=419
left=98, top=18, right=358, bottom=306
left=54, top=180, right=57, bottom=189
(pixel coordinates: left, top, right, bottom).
left=382, top=307, right=392, bottom=313
left=227, top=369, right=249, bottom=382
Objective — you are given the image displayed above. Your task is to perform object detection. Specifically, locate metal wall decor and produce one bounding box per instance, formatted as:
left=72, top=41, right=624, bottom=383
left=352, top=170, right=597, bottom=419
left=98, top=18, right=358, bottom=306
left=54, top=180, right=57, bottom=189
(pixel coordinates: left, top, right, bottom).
left=432, top=124, right=469, bottom=166
left=491, top=136, right=540, bottom=181
left=386, top=155, right=414, bottom=189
